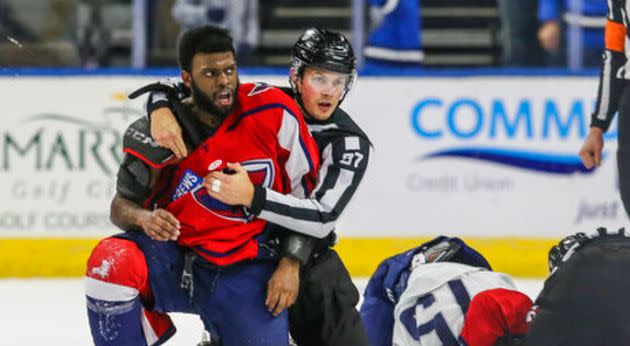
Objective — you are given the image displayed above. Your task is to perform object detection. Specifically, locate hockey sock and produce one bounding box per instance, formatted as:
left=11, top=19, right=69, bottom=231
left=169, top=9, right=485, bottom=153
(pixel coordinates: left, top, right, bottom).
left=85, top=237, right=175, bottom=346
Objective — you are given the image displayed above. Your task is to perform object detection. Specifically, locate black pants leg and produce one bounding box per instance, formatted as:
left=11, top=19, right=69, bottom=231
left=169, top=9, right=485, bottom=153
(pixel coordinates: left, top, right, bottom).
left=524, top=237, right=630, bottom=345
left=618, top=86, right=630, bottom=218
left=288, top=249, right=369, bottom=346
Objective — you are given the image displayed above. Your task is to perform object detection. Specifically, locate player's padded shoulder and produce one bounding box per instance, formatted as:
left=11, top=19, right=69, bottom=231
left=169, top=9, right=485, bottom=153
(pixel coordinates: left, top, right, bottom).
left=122, top=117, right=177, bottom=168
left=238, top=82, right=302, bottom=117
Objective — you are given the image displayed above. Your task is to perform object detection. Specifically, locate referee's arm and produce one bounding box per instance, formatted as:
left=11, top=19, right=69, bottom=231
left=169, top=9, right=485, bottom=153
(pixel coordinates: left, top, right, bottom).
left=591, top=2, right=627, bottom=131
left=249, top=135, right=371, bottom=239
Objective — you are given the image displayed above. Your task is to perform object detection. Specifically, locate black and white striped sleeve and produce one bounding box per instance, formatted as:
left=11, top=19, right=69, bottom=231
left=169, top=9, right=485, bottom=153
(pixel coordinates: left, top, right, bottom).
left=249, top=135, right=371, bottom=238
left=592, top=0, right=627, bottom=131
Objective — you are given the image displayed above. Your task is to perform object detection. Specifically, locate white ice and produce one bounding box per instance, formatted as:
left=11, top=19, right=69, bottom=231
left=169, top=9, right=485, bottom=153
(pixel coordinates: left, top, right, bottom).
left=0, top=278, right=544, bottom=346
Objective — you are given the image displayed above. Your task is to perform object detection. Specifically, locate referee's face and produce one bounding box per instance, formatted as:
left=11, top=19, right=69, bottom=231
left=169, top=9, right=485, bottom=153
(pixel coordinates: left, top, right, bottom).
left=297, top=66, right=347, bottom=121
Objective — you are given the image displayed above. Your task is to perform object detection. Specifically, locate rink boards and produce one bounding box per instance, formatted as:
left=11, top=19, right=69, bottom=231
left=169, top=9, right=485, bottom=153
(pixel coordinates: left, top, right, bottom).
left=0, top=69, right=624, bottom=278
left=0, top=236, right=558, bottom=278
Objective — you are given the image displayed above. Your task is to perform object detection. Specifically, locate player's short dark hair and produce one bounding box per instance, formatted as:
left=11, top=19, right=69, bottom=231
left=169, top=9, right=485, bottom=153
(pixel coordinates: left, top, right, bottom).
left=177, top=25, right=235, bottom=72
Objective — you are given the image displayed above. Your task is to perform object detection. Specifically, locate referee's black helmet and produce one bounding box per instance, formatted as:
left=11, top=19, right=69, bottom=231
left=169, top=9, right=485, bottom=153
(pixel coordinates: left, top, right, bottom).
left=289, top=27, right=356, bottom=98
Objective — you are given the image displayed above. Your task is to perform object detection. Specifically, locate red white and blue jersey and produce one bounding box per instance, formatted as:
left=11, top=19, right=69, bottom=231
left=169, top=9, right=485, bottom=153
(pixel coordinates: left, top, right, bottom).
left=129, top=83, right=319, bottom=266
left=391, top=263, right=523, bottom=346
left=361, top=238, right=531, bottom=346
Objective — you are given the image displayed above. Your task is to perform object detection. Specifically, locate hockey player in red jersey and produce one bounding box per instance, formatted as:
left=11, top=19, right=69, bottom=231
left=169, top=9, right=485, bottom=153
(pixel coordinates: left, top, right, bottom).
left=139, top=77, right=318, bottom=266
left=84, top=26, right=319, bottom=346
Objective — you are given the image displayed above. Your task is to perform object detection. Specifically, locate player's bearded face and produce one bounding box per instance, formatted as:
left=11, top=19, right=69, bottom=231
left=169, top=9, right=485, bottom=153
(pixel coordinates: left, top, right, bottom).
left=188, top=51, right=239, bottom=118
left=191, top=76, right=239, bottom=118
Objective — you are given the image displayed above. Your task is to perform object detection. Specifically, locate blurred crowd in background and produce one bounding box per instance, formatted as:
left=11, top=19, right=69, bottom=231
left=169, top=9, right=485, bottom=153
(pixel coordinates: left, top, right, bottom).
left=0, top=0, right=607, bottom=70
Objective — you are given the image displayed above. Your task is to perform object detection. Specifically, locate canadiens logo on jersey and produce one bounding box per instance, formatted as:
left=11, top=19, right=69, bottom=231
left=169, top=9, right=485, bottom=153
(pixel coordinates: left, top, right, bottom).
left=240, top=159, right=275, bottom=187
left=192, top=185, right=248, bottom=222
left=172, top=159, right=275, bottom=223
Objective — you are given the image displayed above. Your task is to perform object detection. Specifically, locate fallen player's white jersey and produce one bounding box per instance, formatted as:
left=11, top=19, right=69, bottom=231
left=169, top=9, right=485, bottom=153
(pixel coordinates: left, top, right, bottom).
left=392, top=262, right=516, bottom=346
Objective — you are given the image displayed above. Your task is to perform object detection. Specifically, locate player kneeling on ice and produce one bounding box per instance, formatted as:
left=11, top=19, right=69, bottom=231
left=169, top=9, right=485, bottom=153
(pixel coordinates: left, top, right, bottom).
left=84, top=25, right=320, bottom=346
left=360, top=236, right=532, bottom=346
left=145, top=28, right=372, bottom=346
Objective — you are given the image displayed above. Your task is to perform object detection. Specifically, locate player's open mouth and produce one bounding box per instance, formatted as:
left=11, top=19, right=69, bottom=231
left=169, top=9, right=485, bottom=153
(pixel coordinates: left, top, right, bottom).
left=216, top=90, right=233, bottom=107
left=317, top=102, right=332, bottom=112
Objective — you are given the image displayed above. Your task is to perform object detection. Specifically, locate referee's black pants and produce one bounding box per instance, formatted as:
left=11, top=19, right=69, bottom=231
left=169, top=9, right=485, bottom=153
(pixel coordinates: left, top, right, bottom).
left=523, top=236, right=630, bottom=345
left=618, top=85, right=630, bottom=218
left=288, top=249, right=369, bottom=346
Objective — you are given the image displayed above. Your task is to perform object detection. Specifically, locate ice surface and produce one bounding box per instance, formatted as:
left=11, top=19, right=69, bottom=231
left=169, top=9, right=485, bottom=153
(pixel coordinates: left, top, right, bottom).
left=0, top=278, right=544, bottom=345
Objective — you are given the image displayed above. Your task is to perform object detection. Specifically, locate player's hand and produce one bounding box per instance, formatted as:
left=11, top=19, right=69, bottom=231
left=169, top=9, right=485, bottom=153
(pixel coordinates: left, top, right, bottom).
left=266, top=257, right=300, bottom=316
left=579, top=127, right=604, bottom=169
left=150, top=107, right=188, bottom=159
left=538, top=20, right=561, bottom=52
left=203, top=162, right=255, bottom=207
left=138, top=208, right=181, bottom=241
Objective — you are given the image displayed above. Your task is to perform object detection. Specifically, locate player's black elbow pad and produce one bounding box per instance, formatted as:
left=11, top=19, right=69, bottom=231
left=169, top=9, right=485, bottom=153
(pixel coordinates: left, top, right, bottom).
left=281, top=233, right=316, bottom=266
left=116, top=155, right=152, bottom=204
left=128, top=80, right=189, bottom=102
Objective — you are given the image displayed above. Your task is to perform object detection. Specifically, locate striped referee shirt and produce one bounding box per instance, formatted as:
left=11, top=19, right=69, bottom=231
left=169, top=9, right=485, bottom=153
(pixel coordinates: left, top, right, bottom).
left=248, top=88, right=372, bottom=239
left=592, top=0, right=629, bottom=131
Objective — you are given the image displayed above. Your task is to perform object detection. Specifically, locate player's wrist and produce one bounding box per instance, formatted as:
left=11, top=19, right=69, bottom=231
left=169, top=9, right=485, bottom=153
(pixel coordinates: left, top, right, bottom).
left=147, top=101, right=170, bottom=120
left=279, top=256, right=301, bottom=271
left=135, top=209, right=153, bottom=231
left=151, top=107, right=175, bottom=122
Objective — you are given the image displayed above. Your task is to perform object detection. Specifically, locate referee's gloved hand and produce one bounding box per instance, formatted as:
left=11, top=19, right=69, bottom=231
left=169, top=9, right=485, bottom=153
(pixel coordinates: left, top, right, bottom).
left=266, top=257, right=300, bottom=316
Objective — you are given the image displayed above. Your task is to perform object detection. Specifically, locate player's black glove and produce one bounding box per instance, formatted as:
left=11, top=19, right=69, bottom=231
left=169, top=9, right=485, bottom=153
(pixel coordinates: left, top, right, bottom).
left=128, top=78, right=190, bottom=116
left=128, top=78, right=188, bottom=103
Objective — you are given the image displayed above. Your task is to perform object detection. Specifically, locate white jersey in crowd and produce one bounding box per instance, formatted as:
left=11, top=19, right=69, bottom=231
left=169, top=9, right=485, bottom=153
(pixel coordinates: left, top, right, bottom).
left=392, top=262, right=516, bottom=346
left=171, top=0, right=259, bottom=49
